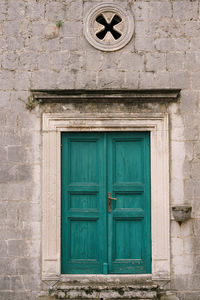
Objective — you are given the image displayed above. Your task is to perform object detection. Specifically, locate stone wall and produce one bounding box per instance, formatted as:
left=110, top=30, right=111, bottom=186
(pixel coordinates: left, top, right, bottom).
left=0, top=0, right=200, bottom=299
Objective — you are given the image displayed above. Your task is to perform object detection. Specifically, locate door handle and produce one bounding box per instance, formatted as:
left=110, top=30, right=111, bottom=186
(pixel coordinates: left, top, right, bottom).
left=108, top=192, right=117, bottom=212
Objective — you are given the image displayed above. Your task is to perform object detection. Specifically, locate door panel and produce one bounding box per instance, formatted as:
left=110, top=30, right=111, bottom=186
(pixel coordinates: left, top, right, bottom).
left=107, top=132, right=151, bottom=274
left=61, top=132, right=151, bottom=274
left=61, top=133, right=107, bottom=274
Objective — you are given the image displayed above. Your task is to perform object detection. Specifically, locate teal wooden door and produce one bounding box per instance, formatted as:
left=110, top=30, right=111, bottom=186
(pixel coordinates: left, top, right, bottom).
left=61, top=132, right=151, bottom=274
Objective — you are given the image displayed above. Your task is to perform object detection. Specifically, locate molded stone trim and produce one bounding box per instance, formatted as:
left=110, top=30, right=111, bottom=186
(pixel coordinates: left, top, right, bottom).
left=42, top=112, right=170, bottom=282
left=83, top=3, right=134, bottom=51
left=32, top=89, right=180, bottom=103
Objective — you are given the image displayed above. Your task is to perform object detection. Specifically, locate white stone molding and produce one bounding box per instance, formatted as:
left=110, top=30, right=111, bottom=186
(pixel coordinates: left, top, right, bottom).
left=42, top=112, right=170, bottom=281
left=83, top=3, right=134, bottom=51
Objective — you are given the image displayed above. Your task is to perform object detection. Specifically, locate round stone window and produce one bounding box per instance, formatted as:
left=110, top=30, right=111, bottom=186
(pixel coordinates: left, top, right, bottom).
left=84, top=3, right=134, bottom=51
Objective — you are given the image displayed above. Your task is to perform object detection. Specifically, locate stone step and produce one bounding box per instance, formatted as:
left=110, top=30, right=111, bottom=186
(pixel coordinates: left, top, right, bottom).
left=49, top=277, right=159, bottom=299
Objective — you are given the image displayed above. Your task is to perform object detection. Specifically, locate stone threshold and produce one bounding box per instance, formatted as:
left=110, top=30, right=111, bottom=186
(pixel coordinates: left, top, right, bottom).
left=31, top=89, right=181, bottom=103
left=49, top=275, right=159, bottom=299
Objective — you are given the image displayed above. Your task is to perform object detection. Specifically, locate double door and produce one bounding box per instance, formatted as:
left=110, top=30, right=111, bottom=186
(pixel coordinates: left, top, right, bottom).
left=61, top=132, right=151, bottom=274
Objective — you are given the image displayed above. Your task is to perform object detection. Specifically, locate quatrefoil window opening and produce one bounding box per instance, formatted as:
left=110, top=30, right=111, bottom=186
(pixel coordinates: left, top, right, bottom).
left=84, top=3, right=134, bottom=51
left=96, top=14, right=122, bottom=40
left=95, top=13, right=122, bottom=40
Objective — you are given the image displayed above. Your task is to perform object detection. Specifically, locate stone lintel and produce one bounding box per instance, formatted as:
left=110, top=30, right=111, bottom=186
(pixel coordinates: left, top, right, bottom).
left=31, top=89, right=181, bottom=103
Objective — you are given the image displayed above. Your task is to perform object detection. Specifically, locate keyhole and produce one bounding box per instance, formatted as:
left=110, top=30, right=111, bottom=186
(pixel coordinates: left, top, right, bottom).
left=96, top=14, right=122, bottom=40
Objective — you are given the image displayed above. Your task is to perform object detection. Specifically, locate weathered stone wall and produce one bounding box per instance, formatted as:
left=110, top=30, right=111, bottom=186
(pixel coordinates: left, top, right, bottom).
left=0, top=0, right=200, bottom=299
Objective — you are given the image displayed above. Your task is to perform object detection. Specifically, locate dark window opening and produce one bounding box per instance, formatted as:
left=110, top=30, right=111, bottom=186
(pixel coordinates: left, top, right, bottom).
left=96, top=14, right=122, bottom=40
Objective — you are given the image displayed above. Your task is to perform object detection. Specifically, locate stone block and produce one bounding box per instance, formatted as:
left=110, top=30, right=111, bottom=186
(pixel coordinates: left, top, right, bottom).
left=160, top=295, right=179, bottom=300
left=61, top=37, right=84, bottom=51
left=173, top=1, right=198, bottom=20
left=7, top=36, right=24, bottom=50
left=171, top=71, right=190, bottom=89
left=184, top=237, right=200, bottom=255
left=2, top=21, right=21, bottom=36
left=22, top=221, right=40, bottom=240
left=184, top=127, right=199, bottom=141
left=5, top=201, right=20, bottom=225
left=45, top=2, right=65, bottom=20
left=185, top=21, right=200, bottom=37
left=191, top=198, right=200, bottom=218
left=180, top=90, right=197, bottom=113
left=194, top=142, right=200, bottom=159
left=8, top=146, right=26, bottom=163
left=183, top=161, right=191, bottom=179
left=135, top=37, right=154, bottom=51
left=187, top=275, right=200, bottom=290
left=85, top=51, right=102, bottom=71
left=0, top=71, right=15, bottom=90
left=135, top=20, right=153, bottom=37
left=185, top=52, right=200, bottom=71
left=191, top=71, right=200, bottom=89
left=32, top=70, right=58, bottom=89
left=0, top=91, right=10, bottom=108
left=75, top=71, right=97, bottom=89
left=171, top=238, right=183, bottom=256
left=26, top=2, right=45, bottom=20
left=61, top=20, right=82, bottom=37
left=193, top=219, right=200, bottom=236
left=43, top=38, right=60, bottom=51
left=51, top=51, right=70, bottom=71
left=16, top=164, right=32, bottom=181
left=31, top=21, right=44, bottom=37
left=8, top=240, right=25, bottom=257
left=19, top=51, right=38, bottom=71
left=38, top=54, right=51, bottom=70
left=0, top=37, right=7, bottom=50
left=155, top=38, right=175, bottom=52
left=0, top=146, right=7, bottom=161
left=172, top=255, right=193, bottom=275
left=149, top=2, right=172, bottom=20
left=139, top=72, right=155, bottom=88
left=124, top=71, right=139, bottom=89
left=19, top=202, right=41, bottom=222
left=97, top=69, right=125, bottom=89
left=14, top=71, right=31, bottom=90
left=0, top=163, right=16, bottom=183
left=146, top=53, right=166, bottom=72
left=182, top=292, right=200, bottom=300
left=56, top=71, right=76, bottom=89
left=193, top=255, right=200, bottom=273
left=0, top=223, right=22, bottom=240
left=191, top=161, right=200, bottom=179
left=10, top=275, right=24, bottom=291
left=175, top=38, right=189, bottom=51
left=23, top=274, right=41, bottom=290
left=0, top=258, right=16, bottom=275
left=171, top=178, right=184, bottom=204
left=154, top=71, right=170, bottom=88
left=65, top=0, right=83, bottom=21
left=132, top=2, right=149, bottom=21
left=0, top=291, right=32, bottom=300
left=0, top=241, right=7, bottom=257
left=15, top=257, right=40, bottom=275
left=25, top=36, right=42, bottom=51
left=190, top=38, right=200, bottom=51
left=7, top=0, right=25, bottom=20
left=0, top=1, right=7, bottom=21
left=0, top=276, right=10, bottom=290
left=167, top=53, right=183, bottom=71
left=172, top=275, right=190, bottom=290
left=119, top=52, right=144, bottom=71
